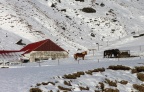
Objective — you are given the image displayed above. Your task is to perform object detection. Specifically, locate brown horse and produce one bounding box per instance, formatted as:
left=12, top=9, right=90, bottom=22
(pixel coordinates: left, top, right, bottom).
left=74, top=51, right=87, bottom=60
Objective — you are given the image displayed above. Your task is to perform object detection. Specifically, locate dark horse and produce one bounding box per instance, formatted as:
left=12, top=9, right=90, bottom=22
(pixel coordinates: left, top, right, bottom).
left=74, top=51, right=87, bottom=60
left=104, top=49, right=120, bottom=58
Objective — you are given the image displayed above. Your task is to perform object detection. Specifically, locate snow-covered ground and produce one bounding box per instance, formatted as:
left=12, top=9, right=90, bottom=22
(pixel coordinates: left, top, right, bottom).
left=0, top=52, right=144, bottom=92
left=0, top=0, right=144, bottom=52
left=0, top=0, right=144, bottom=92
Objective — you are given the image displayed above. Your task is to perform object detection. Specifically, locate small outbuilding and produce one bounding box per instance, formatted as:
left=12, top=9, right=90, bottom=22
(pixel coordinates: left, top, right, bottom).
left=0, top=50, right=22, bottom=66
left=20, top=39, right=68, bottom=62
left=119, top=50, right=130, bottom=58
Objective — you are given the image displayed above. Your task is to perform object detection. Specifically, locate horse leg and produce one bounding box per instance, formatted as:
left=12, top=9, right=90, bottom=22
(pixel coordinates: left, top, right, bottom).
left=110, top=53, right=112, bottom=58
left=107, top=53, right=109, bottom=58
left=82, top=56, right=84, bottom=60
left=75, top=56, right=77, bottom=60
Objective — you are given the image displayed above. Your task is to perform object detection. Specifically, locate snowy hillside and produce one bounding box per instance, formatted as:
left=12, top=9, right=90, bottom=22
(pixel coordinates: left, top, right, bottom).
left=0, top=0, right=144, bottom=54
left=1, top=0, right=144, bottom=92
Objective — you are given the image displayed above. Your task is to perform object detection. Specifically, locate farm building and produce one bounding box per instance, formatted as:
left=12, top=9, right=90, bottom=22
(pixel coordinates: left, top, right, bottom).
left=20, top=39, right=68, bottom=62
left=0, top=50, right=22, bottom=66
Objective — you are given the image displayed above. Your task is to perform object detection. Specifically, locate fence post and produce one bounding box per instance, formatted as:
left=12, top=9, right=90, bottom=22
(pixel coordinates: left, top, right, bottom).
left=96, top=43, right=99, bottom=51
left=39, top=60, right=41, bottom=67
left=140, top=45, right=141, bottom=51
left=58, top=58, right=60, bottom=65
left=107, top=41, right=109, bottom=46
left=57, top=54, right=60, bottom=65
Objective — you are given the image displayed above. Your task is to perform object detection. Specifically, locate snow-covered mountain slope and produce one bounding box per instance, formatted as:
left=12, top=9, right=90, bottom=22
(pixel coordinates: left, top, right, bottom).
left=0, top=0, right=144, bottom=54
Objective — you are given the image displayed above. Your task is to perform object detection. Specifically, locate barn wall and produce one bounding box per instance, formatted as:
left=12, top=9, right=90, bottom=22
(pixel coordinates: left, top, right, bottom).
left=25, top=51, right=68, bottom=62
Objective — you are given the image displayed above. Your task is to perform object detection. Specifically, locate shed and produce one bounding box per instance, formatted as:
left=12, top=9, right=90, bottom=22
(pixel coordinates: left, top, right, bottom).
left=119, top=50, right=130, bottom=58
left=20, top=39, right=68, bottom=62
left=0, top=50, right=22, bottom=66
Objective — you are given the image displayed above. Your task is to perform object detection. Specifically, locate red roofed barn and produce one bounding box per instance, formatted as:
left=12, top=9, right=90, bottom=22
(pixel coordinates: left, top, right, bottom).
left=20, top=39, right=68, bottom=62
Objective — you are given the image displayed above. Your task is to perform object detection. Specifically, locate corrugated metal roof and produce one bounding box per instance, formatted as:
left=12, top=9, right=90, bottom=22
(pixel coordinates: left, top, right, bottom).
left=20, top=39, right=65, bottom=54
left=0, top=50, right=20, bottom=54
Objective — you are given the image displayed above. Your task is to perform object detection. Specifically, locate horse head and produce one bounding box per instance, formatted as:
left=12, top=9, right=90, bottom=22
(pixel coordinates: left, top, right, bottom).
left=82, top=51, right=87, bottom=55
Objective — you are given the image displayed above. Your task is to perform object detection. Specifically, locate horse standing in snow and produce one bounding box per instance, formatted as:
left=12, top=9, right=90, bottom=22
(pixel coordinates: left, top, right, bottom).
left=74, top=51, right=87, bottom=60
left=104, top=49, right=120, bottom=58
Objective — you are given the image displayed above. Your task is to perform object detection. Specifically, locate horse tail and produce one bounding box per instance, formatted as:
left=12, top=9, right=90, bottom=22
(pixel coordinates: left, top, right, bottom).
left=104, top=51, right=106, bottom=58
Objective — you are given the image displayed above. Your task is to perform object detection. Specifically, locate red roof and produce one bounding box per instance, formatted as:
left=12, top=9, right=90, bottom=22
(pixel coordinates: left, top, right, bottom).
left=20, top=39, right=65, bottom=54
left=0, top=50, right=20, bottom=54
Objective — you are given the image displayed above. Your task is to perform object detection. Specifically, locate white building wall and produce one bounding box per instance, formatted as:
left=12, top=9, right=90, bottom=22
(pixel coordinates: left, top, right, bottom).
left=24, top=51, right=68, bottom=62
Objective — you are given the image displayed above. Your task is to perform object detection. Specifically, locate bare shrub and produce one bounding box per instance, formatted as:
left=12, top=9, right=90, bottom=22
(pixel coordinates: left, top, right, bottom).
left=58, top=85, right=71, bottom=91
left=81, top=7, right=96, bottom=13
left=92, top=68, right=105, bottom=72
left=76, top=71, right=85, bottom=75
left=100, top=3, right=105, bottom=7
left=104, top=88, right=119, bottom=92
left=133, top=84, right=144, bottom=92
left=105, top=78, right=117, bottom=87
left=42, top=82, right=48, bottom=85
left=29, top=88, right=42, bottom=92
left=119, top=80, right=128, bottom=85
left=85, top=68, right=105, bottom=75
left=131, top=68, right=138, bottom=73
left=99, top=82, right=105, bottom=91
left=63, top=74, right=77, bottom=79
left=36, top=83, right=41, bottom=86
left=48, top=82, right=55, bottom=85
left=75, top=0, right=84, bottom=2
left=85, top=70, right=93, bottom=75
left=108, top=65, right=131, bottom=70
left=63, top=71, right=84, bottom=79
left=94, top=90, right=100, bottom=92
left=132, top=66, right=144, bottom=73
left=64, top=81, right=72, bottom=86
left=137, top=73, right=144, bottom=81
left=79, top=86, right=89, bottom=91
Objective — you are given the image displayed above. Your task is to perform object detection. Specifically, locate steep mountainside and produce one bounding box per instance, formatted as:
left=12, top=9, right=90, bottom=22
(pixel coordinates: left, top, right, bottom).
left=0, top=0, right=144, bottom=54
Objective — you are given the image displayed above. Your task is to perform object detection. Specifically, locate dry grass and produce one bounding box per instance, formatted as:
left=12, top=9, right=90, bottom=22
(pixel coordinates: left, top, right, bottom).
left=81, top=7, right=96, bottom=13
left=79, top=86, right=89, bottom=91
left=105, top=78, right=117, bottom=87
left=36, top=83, right=41, bottom=86
left=57, top=85, right=71, bottom=91
left=92, top=68, right=105, bottom=72
left=99, top=82, right=105, bottom=91
left=133, top=84, right=144, bottom=92
left=63, top=81, right=72, bottom=86
left=104, top=88, right=119, bottom=92
left=119, top=80, right=128, bottom=85
left=63, top=71, right=85, bottom=79
left=29, top=88, right=42, bottom=92
left=131, top=66, right=144, bottom=73
left=85, top=70, right=93, bottom=75
left=63, top=74, right=77, bottom=79
left=48, top=82, right=55, bottom=85
left=30, top=65, right=144, bottom=92
left=85, top=68, right=105, bottom=75
left=41, top=82, right=48, bottom=85
left=108, top=65, right=131, bottom=70
left=137, top=73, right=144, bottom=81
